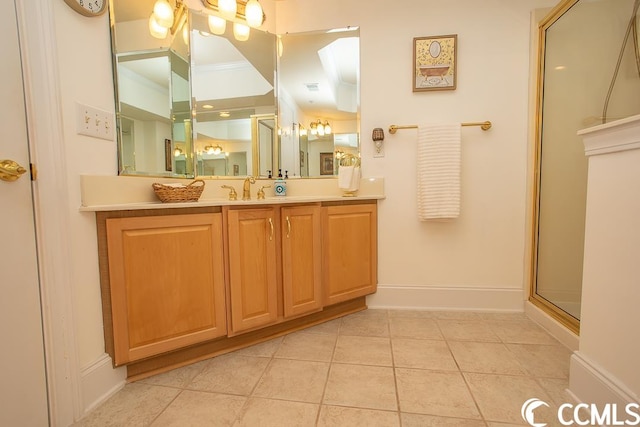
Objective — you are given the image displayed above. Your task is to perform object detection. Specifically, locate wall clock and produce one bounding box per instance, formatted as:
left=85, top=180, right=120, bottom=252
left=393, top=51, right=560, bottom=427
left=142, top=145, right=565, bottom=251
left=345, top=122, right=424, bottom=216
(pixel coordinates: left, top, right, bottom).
left=63, top=0, right=107, bottom=17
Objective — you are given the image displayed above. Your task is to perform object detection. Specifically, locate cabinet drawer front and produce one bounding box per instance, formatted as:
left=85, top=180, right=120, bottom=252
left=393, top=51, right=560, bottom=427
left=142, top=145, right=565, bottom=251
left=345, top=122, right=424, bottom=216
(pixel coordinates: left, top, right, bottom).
left=106, top=213, right=227, bottom=364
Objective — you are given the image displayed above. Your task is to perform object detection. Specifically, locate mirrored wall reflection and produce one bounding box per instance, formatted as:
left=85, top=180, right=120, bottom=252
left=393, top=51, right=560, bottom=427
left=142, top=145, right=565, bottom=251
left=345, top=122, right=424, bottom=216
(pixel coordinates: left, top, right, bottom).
left=111, top=0, right=193, bottom=177
left=110, top=1, right=361, bottom=178
left=190, top=11, right=276, bottom=178
left=278, top=28, right=360, bottom=177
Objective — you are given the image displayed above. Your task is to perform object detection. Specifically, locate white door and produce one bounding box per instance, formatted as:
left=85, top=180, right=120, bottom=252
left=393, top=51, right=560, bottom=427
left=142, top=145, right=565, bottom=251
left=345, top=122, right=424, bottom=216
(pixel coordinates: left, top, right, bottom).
left=0, top=0, right=50, bottom=425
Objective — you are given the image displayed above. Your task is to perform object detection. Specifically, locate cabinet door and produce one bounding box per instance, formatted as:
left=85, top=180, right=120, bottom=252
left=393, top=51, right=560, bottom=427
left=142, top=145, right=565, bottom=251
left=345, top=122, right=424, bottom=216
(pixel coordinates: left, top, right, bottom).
left=323, top=204, right=378, bottom=305
left=106, top=213, right=227, bottom=365
left=227, top=208, right=278, bottom=333
left=281, top=205, right=322, bottom=318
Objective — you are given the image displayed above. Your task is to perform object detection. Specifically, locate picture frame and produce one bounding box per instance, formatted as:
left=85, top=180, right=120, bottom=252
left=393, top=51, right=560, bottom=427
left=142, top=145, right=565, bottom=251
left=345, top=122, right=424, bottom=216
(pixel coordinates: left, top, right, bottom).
left=413, top=34, right=457, bottom=92
left=319, top=152, right=334, bottom=175
left=164, top=139, right=172, bottom=171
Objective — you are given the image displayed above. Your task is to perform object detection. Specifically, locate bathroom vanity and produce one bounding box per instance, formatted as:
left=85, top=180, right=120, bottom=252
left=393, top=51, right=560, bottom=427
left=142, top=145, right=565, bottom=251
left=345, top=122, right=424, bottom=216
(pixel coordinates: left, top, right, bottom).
left=84, top=177, right=381, bottom=380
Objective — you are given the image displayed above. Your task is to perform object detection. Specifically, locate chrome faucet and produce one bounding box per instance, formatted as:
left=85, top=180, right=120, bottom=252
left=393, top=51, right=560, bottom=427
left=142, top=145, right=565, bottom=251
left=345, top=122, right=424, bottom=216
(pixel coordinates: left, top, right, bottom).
left=242, top=177, right=256, bottom=200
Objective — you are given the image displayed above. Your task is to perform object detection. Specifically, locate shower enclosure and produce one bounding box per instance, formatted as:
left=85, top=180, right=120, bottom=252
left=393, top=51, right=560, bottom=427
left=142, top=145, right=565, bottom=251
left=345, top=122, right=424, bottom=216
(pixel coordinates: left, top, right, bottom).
left=531, top=0, right=640, bottom=332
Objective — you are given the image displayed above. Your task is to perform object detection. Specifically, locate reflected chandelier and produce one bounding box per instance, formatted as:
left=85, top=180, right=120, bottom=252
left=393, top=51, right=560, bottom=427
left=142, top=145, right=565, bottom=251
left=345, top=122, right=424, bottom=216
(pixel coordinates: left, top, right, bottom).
left=148, top=0, right=265, bottom=42
left=310, top=119, right=332, bottom=137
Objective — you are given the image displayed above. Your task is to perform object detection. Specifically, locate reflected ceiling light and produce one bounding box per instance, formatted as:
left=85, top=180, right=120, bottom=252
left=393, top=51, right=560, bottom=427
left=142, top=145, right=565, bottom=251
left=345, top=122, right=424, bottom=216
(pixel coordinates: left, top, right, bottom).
left=200, top=0, right=265, bottom=41
left=244, top=0, right=263, bottom=28
left=149, top=0, right=187, bottom=40
left=233, top=22, right=250, bottom=41
left=208, top=14, right=226, bottom=35
left=310, top=119, right=331, bottom=136
left=218, top=0, right=237, bottom=19
left=153, top=0, right=174, bottom=27
left=174, top=147, right=183, bottom=157
left=323, top=121, right=332, bottom=135
left=149, top=14, right=169, bottom=39
left=205, top=144, right=223, bottom=155
left=202, top=104, right=214, bottom=109
left=219, top=111, right=231, bottom=118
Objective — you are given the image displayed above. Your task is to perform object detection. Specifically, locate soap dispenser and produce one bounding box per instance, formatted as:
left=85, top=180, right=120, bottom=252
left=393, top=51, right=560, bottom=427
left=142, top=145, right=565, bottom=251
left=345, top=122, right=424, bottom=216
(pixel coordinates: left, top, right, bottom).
left=274, top=169, right=286, bottom=196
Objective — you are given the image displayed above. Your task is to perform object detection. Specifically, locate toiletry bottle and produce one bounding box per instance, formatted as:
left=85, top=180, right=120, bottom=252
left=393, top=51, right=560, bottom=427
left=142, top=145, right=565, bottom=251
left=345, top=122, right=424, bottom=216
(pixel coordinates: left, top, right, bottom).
left=274, top=169, right=286, bottom=196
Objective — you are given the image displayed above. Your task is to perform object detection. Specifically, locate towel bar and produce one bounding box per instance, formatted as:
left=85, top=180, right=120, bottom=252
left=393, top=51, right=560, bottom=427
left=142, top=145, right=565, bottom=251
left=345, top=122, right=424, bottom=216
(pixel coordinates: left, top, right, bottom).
left=389, top=121, right=492, bottom=134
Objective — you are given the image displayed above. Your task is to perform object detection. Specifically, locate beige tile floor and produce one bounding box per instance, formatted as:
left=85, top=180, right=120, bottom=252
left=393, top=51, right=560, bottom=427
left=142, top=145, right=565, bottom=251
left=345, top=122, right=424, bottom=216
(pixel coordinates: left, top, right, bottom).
left=76, top=310, right=573, bottom=426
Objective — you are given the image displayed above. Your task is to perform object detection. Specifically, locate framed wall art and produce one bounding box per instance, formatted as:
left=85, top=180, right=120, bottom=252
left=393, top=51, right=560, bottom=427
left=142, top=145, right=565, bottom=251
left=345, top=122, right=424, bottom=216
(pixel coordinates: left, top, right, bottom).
left=164, top=139, right=172, bottom=171
left=413, top=34, right=457, bottom=92
left=320, top=152, right=334, bottom=175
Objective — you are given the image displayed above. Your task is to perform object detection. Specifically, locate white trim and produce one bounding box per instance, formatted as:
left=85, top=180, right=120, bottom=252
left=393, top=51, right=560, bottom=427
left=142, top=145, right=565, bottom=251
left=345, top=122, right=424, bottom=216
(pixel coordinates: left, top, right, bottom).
left=366, top=284, right=524, bottom=311
left=524, top=301, right=579, bottom=351
left=569, top=351, right=639, bottom=407
left=578, top=114, right=640, bottom=157
left=15, top=0, right=81, bottom=424
left=80, top=355, right=126, bottom=417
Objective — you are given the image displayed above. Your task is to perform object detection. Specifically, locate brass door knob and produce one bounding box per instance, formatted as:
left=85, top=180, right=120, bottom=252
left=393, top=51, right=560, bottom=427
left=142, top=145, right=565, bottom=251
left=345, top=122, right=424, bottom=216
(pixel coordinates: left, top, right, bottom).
left=0, top=159, right=27, bottom=182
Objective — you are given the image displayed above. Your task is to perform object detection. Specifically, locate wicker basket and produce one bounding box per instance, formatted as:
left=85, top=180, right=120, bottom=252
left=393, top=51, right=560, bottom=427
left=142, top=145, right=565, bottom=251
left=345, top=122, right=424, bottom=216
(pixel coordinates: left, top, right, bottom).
left=152, top=180, right=205, bottom=203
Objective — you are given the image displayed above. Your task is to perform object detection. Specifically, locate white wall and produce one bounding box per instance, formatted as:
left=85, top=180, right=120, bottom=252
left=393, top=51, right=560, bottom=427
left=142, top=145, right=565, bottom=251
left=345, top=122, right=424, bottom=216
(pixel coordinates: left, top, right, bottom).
left=278, top=0, right=557, bottom=309
left=44, top=0, right=560, bottom=419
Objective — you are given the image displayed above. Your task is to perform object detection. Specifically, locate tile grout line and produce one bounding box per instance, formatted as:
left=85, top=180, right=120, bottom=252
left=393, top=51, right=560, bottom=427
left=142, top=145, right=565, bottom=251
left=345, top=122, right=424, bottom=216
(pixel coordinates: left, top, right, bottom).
left=387, top=310, right=404, bottom=427
left=231, top=336, right=284, bottom=426
left=313, top=314, right=343, bottom=426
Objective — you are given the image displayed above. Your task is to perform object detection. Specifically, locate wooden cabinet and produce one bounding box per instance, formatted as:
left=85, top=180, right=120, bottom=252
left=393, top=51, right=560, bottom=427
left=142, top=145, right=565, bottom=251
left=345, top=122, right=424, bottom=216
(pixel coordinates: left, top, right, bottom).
left=281, top=205, right=323, bottom=318
left=96, top=200, right=377, bottom=377
left=105, top=213, right=227, bottom=365
left=227, top=208, right=278, bottom=334
left=322, top=203, right=378, bottom=306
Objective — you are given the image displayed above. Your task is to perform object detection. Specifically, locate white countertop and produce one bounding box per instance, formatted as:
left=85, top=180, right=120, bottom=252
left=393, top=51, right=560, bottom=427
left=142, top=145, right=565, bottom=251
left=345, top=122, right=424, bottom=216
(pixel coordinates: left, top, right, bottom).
left=79, top=175, right=385, bottom=212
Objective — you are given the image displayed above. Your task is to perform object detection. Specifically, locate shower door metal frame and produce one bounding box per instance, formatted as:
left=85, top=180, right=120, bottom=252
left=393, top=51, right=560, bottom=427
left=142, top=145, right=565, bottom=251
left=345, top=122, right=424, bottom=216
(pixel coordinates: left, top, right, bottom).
left=529, top=0, right=581, bottom=335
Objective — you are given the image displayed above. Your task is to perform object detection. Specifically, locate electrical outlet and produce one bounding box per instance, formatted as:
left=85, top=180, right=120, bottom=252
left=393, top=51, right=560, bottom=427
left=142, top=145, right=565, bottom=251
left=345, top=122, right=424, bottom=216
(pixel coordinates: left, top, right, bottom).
left=76, top=102, right=114, bottom=141
left=373, top=140, right=385, bottom=158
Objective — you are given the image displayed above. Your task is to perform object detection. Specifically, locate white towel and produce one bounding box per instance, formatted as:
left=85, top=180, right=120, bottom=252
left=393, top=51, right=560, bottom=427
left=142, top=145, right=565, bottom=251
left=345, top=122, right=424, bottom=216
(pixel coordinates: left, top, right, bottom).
left=417, top=123, right=461, bottom=220
left=338, top=165, right=361, bottom=192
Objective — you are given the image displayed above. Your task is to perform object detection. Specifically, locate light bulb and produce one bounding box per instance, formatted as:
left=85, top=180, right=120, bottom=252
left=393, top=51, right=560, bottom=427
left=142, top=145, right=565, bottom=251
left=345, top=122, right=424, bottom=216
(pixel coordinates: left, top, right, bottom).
left=277, top=35, right=284, bottom=57
left=245, top=0, right=263, bottom=28
left=208, top=15, right=226, bottom=35
left=317, top=122, right=325, bottom=136
left=149, top=14, right=169, bottom=39
left=152, top=0, right=174, bottom=28
left=324, top=122, right=332, bottom=135
left=182, top=25, right=189, bottom=45
left=233, top=22, right=250, bottom=41
left=218, top=0, right=237, bottom=20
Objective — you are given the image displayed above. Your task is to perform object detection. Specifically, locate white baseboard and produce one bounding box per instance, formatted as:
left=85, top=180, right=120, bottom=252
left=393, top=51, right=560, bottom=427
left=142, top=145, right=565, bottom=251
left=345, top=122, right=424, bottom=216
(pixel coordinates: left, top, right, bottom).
left=525, top=301, right=579, bottom=351
left=80, top=354, right=126, bottom=418
left=367, top=284, right=524, bottom=312
left=570, top=352, right=639, bottom=407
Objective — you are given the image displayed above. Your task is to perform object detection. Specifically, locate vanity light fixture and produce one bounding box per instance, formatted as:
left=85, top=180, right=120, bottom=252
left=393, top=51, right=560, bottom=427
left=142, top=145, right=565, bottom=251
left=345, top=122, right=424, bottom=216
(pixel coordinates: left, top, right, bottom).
left=149, top=0, right=187, bottom=40
left=310, top=119, right=331, bottom=136
left=174, top=147, right=183, bottom=157
left=200, top=0, right=265, bottom=42
left=204, top=144, right=223, bottom=155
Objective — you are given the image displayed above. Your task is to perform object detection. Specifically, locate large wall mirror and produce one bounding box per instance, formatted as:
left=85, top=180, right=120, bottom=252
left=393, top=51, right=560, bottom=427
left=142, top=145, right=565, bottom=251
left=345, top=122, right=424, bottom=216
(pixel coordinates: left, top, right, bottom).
left=530, top=0, right=640, bottom=333
left=278, top=28, right=360, bottom=177
left=109, top=1, right=360, bottom=178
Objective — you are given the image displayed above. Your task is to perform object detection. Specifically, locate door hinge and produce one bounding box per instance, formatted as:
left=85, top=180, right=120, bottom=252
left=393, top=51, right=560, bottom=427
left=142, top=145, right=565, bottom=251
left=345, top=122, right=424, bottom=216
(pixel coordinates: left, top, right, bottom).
left=30, top=163, right=37, bottom=181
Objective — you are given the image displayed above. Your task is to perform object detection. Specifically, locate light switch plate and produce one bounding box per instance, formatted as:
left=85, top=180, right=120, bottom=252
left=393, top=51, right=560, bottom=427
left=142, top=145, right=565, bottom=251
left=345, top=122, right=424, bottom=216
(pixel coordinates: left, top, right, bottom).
left=76, top=102, right=114, bottom=141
